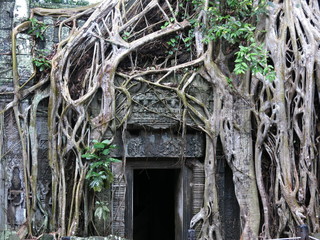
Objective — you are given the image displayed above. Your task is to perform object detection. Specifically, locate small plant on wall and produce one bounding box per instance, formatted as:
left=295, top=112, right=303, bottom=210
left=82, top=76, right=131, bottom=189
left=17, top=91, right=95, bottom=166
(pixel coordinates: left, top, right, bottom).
left=82, top=139, right=121, bottom=223
left=82, top=139, right=120, bottom=192
left=27, top=18, right=47, bottom=40
left=32, top=49, right=51, bottom=72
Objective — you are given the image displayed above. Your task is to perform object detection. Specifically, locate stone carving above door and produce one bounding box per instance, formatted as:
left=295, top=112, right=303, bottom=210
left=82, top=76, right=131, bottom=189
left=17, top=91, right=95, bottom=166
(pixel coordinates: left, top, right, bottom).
left=112, top=130, right=204, bottom=158
left=115, top=76, right=212, bottom=130
left=128, top=90, right=182, bottom=129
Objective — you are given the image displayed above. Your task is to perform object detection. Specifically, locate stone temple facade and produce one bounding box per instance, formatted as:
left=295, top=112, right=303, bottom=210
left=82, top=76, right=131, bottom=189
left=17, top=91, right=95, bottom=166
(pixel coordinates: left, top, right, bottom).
left=0, top=0, right=241, bottom=239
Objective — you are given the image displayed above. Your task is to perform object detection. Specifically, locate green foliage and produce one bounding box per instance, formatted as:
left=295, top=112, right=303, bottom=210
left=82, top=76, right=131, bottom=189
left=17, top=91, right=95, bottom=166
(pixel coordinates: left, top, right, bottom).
left=190, top=0, right=203, bottom=7
left=189, top=0, right=275, bottom=80
left=161, top=17, right=175, bottom=29
left=27, top=18, right=47, bottom=40
left=161, top=21, right=170, bottom=29
left=32, top=50, right=51, bottom=72
left=82, top=139, right=121, bottom=192
left=94, top=201, right=110, bottom=221
left=167, top=36, right=180, bottom=55
left=182, top=28, right=194, bottom=52
left=122, top=31, right=131, bottom=41
left=204, top=20, right=255, bottom=44
left=70, top=0, right=89, bottom=5
left=234, top=41, right=276, bottom=81
left=160, top=5, right=195, bottom=55
left=226, top=77, right=233, bottom=87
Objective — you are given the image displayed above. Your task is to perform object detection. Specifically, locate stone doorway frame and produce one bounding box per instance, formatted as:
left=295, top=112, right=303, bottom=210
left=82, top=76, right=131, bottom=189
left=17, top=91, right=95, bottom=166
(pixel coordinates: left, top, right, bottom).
left=124, top=158, right=193, bottom=240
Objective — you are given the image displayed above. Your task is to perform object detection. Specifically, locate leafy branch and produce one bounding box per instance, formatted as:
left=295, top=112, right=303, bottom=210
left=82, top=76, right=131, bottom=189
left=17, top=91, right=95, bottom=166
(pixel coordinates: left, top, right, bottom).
left=32, top=49, right=51, bottom=72
left=94, top=200, right=110, bottom=222
left=82, top=139, right=121, bottom=192
left=192, top=0, right=275, bottom=80
left=234, top=40, right=275, bottom=81
left=27, top=18, right=48, bottom=40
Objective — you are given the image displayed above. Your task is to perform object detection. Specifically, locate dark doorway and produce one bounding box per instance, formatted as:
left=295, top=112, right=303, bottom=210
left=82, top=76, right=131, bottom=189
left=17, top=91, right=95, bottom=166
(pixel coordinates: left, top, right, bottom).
left=223, top=163, right=240, bottom=239
left=133, top=169, right=178, bottom=240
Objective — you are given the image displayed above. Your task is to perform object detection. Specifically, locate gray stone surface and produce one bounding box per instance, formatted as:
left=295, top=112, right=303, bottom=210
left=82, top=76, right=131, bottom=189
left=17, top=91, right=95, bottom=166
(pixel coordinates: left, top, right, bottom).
left=16, top=54, right=33, bottom=79
left=16, top=33, right=33, bottom=55
left=61, top=26, right=70, bottom=42
left=33, top=111, right=51, bottom=234
left=0, top=2, right=14, bottom=30
left=0, top=1, right=14, bottom=97
left=111, top=130, right=204, bottom=158
left=43, top=16, right=55, bottom=50
left=13, top=0, right=29, bottom=26
left=0, top=230, right=20, bottom=240
left=0, top=55, right=13, bottom=80
left=4, top=110, right=26, bottom=228
left=0, top=30, right=12, bottom=54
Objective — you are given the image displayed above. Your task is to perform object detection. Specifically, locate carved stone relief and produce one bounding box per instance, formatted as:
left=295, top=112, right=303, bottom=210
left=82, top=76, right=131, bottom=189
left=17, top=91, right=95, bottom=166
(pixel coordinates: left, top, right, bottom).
left=7, top=167, right=25, bottom=227
left=33, top=181, right=50, bottom=234
left=3, top=111, right=26, bottom=228
left=129, top=90, right=182, bottom=129
left=0, top=104, right=51, bottom=231
left=111, top=163, right=126, bottom=237
left=112, top=130, right=204, bottom=158
left=115, top=75, right=212, bottom=129
left=34, top=110, right=51, bottom=234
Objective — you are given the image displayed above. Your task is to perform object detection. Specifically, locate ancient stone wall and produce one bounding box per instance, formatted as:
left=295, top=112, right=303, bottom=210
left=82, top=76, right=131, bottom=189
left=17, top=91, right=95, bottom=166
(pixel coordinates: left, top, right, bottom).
left=0, top=0, right=31, bottom=233
left=0, top=0, right=92, bottom=236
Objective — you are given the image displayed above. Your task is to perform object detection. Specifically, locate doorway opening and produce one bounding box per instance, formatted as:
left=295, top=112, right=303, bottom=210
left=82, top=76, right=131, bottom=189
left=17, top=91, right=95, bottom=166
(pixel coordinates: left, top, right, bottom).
left=133, top=169, right=178, bottom=240
left=223, top=162, right=240, bottom=239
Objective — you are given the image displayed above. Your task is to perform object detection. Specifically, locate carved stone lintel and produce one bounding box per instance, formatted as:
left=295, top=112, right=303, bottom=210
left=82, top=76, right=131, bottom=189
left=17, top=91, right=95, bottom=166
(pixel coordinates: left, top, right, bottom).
left=112, top=130, right=204, bottom=158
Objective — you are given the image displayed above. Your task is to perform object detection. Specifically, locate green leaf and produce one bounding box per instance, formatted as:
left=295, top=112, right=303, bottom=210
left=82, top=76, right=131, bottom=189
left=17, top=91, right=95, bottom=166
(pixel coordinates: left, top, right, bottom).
left=84, top=139, right=119, bottom=192
left=95, top=207, right=103, bottom=220
left=95, top=204, right=110, bottom=221
left=93, top=185, right=102, bottom=192
left=241, top=62, right=248, bottom=68
left=102, top=161, right=110, bottom=168
left=102, top=149, right=110, bottom=155
left=93, top=142, right=105, bottom=149
left=82, top=153, right=98, bottom=159
left=99, top=174, right=108, bottom=180
left=85, top=171, right=97, bottom=179
left=101, top=139, right=111, bottom=145
left=183, top=37, right=191, bottom=43
left=89, top=178, right=103, bottom=192
left=161, top=22, right=170, bottom=29
left=102, top=205, right=110, bottom=212
left=108, top=158, right=121, bottom=163
left=108, top=144, right=117, bottom=149
left=89, top=161, right=104, bottom=169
